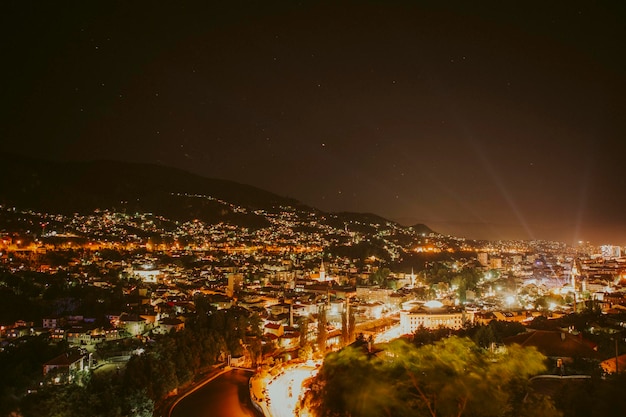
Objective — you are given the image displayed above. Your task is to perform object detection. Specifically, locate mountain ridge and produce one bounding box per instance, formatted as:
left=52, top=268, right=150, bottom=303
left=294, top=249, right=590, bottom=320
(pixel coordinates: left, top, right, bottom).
left=0, top=153, right=434, bottom=234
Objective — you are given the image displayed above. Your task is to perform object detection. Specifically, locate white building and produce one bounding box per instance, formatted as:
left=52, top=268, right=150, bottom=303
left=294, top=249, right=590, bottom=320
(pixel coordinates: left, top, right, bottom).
left=400, top=300, right=472, bottom=334
left=132, top=268, right=161, bottom=283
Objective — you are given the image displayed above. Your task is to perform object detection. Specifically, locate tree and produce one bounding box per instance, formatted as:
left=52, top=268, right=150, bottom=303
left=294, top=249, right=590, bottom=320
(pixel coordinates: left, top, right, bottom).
left=298, top=344, right=313, bottom=361
left=412, top=325, right=454, bottom=347
left=551, top=372, right=626, bottom=417
left=248, top=337, right=263, bottom=367
left=305, top=337, right=560, bottom=417
left=452, top=276, right=467, bottom=303
left=341, top=309, right=348, bottom=346
left=370, top=267, right=390, bottom=287
left=297, top=316, right=310, bottom=348
left=303, top=345, right=392, bottom=417
left=317, top=306, right=327, bottom=354
left=472, top=325, right=496, bottom=349
left=348, top=307, right=356, bottom=344
left=123, top=389, right=154, bottom=417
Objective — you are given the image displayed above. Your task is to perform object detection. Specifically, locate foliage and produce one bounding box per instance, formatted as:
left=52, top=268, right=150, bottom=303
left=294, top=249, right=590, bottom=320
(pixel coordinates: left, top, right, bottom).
left=412, top=326, right=453, bottom=347
left=0, top=267, right=125, bottom=322
left=0, top=335, right=67, bottom=416
left=411, top=321, right=526, bottom=349
left=14, top=307, right=260, bottom=416
left=348, top=307, right=356, bottom=344
left=423, top=263, right=482, bottom=301
left=298, top=344, right=313, bottom=361
left=464, top=321, right=527, bottom=347
left=317, top=306, right=327, bottom=354
left=19, top=376, right=154, bottom=417
left=297, top=316, right=310, bottom=348
left=304, top=336, right=560, bottom=417
left=341, top=310, right=348, bottom=346
left=369, top=268, right=390, bottom=287
left=550, top=373, right=626, bottom=417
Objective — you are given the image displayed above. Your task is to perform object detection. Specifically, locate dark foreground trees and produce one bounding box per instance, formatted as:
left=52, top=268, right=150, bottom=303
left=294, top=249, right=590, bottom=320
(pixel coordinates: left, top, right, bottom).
left=14, top=306, right=260, bottom=417
left=303, top=336, right=561, bottom=417
left=20, top=379, right=153, bottom=417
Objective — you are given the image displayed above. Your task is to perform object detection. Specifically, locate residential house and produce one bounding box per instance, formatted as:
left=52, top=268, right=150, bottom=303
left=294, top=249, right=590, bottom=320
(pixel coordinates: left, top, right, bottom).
left=503, top=330, right=599, bottom=367
left=156, top=317, right=185, bottom=334
left=43, top=351, right=86, bottom=383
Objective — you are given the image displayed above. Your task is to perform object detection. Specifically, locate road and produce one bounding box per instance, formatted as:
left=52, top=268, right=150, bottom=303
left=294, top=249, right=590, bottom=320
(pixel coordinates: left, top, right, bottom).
left=170, top=369, right=261, bottom=417
left=266, top=363, right=320, bottom=417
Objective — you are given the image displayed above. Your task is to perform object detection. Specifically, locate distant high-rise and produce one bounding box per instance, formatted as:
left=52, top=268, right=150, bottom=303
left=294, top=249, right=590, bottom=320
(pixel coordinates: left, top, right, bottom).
left=600, top=245, right=621, bottom=259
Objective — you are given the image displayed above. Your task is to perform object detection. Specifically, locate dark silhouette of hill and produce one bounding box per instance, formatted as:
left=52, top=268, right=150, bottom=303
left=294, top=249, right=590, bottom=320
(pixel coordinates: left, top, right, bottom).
left=0, top=153, right=436, bottom=235
left=0, top=153, right=301, bottom=227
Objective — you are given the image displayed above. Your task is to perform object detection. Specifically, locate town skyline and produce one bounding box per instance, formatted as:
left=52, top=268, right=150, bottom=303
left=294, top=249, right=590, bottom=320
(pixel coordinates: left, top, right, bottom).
left=1, top=185, right=625, bottom=416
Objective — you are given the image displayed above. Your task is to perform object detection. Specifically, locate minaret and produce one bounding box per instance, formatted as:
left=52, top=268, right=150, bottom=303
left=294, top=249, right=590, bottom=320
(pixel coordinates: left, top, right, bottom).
left=411, top=268, right=416, bottom=287
left=320, top=259, right=326, bottom=282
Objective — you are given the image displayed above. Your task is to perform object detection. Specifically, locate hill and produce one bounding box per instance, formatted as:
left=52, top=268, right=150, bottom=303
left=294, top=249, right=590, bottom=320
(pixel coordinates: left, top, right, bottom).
left=0, top=153, right=304, bottom=228
left=0, top=154, right=442, bottom=263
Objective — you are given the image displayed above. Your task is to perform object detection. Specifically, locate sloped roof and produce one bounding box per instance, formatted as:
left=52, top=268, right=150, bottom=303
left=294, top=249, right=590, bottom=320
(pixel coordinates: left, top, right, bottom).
left=600, top=354, right=626, bottom=374
left=159, top=317, right=183, bottom=326
left=44, top=351, right=84, bottom=367
left=503, top=330, right=599, bottom=359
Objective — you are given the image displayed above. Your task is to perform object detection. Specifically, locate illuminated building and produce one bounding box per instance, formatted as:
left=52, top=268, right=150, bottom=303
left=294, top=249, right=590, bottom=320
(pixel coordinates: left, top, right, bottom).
left=399, top=300, right=473, bottom=333
left=601, top=245, right=622, bottom=259
left=477, top=252, right=488, bottom=267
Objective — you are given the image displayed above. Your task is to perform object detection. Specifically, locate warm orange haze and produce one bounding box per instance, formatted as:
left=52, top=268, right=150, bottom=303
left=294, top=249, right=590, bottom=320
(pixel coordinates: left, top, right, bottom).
left=2, top=0, right=626, bottom=416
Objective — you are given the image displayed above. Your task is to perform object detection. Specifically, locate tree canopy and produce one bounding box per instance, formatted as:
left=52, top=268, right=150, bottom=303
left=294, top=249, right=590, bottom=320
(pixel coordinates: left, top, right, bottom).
left=304, top=336, right=561, bottom=417
left=14, top=306, right=261, bottom=417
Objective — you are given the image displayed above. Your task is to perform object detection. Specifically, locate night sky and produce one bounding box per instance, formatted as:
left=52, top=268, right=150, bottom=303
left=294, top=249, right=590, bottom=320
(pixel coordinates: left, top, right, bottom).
left=2, top=1, right=625, bottom=244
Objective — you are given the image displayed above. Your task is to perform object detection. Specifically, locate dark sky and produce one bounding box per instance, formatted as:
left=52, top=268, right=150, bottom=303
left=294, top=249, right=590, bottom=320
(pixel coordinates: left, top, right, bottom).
left=2, top=1, right=625, bottom=244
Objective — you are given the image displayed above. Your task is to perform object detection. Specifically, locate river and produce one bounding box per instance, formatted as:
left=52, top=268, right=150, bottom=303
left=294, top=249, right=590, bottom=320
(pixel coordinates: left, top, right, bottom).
left=170, top=369, right=261, bottom=417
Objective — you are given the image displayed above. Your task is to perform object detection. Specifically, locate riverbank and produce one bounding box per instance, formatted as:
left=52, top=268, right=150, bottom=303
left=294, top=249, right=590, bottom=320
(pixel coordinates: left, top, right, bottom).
left=249, top=359, right=322, bottom=417
left=155, top=363, right=274, bottom=417
left=249, top=372, right=271, bottom=417
left=152, top=364, right=228, bottom=417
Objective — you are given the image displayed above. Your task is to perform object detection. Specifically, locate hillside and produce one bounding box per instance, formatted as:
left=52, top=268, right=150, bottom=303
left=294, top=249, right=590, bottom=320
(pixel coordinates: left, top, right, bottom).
left=0, top=154, right=444, bottom=264
left=0, top=153, right=305, bottom=227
